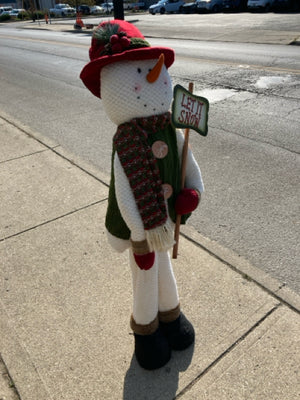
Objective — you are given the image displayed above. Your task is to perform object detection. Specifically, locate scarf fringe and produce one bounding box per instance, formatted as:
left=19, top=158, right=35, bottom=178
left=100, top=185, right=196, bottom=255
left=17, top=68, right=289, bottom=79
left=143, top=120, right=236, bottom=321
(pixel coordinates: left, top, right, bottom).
left=146, top=219, right=175, bottom=252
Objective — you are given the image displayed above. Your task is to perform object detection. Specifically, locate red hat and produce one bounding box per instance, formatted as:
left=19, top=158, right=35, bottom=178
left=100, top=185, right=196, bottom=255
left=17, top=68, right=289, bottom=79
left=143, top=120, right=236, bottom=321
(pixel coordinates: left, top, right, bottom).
left=80, top=20, right=175, bottom=98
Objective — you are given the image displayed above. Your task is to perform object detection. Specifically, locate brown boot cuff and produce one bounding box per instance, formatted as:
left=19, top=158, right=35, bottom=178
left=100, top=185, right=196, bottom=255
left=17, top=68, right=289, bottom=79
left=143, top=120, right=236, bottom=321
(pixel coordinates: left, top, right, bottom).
left=158, top=304, right=181, bottom=323
left=130, top=315, right=159, bottom=336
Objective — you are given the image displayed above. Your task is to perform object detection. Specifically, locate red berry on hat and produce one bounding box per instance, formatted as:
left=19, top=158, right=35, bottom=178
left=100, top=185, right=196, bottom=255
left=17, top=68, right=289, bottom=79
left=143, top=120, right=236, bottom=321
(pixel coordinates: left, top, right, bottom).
left=110, top=34, right=119, bottom=44
left=120, top=36, right=130, bottom=48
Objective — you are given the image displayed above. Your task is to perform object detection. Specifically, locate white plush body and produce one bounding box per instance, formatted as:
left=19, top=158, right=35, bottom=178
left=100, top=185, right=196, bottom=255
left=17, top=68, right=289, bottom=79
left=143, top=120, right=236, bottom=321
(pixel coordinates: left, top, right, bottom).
left=101, top=59, right=204, bottom=325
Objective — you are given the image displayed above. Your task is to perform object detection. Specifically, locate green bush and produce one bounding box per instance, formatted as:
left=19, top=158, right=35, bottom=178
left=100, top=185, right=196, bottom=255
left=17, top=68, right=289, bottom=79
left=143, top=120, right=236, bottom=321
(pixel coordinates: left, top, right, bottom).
left=0, top=13, right=11, bottom=21
left=29, top=9, right=46, bottom=20
left=17, top=11, right=29, bottom=19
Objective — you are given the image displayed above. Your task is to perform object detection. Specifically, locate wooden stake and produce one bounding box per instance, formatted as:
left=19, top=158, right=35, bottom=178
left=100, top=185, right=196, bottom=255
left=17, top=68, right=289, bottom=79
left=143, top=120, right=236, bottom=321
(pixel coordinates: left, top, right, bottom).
left=172, top=82, right=194, bottom=259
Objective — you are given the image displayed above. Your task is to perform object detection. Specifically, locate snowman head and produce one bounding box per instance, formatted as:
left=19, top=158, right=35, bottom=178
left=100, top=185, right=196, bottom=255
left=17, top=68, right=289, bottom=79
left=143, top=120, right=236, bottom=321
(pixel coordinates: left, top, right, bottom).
left=101, top=56, right=173, bottom=126
left=80, top=20, right=175, bottom=113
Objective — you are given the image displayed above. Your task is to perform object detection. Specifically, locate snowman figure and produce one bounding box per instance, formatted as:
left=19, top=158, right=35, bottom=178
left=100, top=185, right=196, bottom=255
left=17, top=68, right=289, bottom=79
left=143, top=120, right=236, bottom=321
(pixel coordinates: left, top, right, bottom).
left=80, top=20, right=204, bottom=370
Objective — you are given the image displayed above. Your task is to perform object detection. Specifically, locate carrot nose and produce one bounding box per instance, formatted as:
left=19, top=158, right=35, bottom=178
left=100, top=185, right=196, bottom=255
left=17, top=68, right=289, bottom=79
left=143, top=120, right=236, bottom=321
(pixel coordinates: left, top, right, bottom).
left=146, top=53, right=165, bottom=83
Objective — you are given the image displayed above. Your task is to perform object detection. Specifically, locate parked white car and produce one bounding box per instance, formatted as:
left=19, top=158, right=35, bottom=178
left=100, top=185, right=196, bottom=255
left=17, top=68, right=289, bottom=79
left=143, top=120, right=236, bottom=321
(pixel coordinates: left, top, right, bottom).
left=49, top=4, right=76, bottom=17
left=247, top=0, right=274, bottom=11
left=0, top=6, right=13, bottom=15
left=90, top=5, right=103, bottom=14
left=9, top=8, right=26, bottom=17
left=100, top=2, right=114, bottom=13
left=149, top=0, right=185, bottom=14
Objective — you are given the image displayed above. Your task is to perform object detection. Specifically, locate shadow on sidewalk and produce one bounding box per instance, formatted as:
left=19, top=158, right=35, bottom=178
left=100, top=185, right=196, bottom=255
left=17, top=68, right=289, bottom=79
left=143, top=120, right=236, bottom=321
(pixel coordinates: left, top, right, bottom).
left=123, top=344, right=194, bottom=399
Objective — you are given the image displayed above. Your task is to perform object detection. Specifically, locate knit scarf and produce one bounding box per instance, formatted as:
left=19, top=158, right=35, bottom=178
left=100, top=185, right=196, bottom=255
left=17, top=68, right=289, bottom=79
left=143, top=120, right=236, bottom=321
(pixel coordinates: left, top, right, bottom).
left=113, top=112, right=174, bottom=251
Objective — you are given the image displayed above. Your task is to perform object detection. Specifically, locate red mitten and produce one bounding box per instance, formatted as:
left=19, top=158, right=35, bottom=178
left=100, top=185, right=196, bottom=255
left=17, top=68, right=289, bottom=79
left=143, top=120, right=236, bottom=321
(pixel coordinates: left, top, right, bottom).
left=175, top=188, right=200, bottom=215
left=134, top=252, right=155, bottom=270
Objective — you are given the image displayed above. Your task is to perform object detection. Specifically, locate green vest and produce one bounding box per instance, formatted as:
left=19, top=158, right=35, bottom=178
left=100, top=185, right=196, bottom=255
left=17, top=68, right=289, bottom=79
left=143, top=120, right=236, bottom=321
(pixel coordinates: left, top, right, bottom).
left=105, top=123, right=190, bottom=240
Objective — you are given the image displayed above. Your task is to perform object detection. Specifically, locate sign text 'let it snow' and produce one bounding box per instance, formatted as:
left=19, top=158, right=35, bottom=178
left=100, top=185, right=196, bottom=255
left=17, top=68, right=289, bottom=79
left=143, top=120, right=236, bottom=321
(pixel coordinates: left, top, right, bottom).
left=172, top=85, right=209, bottom=136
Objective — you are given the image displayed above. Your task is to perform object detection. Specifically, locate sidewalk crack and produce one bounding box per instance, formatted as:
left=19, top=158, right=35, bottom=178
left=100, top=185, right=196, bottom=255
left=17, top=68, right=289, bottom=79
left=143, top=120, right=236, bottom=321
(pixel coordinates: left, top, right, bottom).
left=0, top=148, right=51, bottom=165
left=175, top=303, right=281, bottom=399
left=0, top=199, right=107, bottom=243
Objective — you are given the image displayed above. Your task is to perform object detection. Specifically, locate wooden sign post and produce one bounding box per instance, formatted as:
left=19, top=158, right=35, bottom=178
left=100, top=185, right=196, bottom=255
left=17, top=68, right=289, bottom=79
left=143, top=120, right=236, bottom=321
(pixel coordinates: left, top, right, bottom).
left=171, top=83, right=209, bottom=259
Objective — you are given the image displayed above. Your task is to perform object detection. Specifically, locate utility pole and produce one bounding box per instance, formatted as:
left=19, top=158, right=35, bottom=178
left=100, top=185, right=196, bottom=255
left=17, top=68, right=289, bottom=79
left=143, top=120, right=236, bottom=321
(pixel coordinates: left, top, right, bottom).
left=113, top=0, right=124, bottom=20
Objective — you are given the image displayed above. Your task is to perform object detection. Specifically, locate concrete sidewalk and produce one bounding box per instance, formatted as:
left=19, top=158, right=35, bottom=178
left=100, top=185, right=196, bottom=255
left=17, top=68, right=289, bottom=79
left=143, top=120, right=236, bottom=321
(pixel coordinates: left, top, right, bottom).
left=1, top=114, right=300, bottom=399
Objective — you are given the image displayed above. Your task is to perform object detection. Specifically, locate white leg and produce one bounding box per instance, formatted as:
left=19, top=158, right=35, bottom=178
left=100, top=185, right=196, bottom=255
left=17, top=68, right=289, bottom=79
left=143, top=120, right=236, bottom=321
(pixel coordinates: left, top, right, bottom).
left=129, top=249, right=158, bottom=325
left=157, top=251, right=179, bottom=313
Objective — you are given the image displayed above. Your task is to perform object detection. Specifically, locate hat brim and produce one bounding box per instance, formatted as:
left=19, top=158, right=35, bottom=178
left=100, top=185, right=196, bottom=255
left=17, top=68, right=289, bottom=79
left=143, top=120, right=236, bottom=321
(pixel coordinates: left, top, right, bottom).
left=80, top=46, right=175, bottom=99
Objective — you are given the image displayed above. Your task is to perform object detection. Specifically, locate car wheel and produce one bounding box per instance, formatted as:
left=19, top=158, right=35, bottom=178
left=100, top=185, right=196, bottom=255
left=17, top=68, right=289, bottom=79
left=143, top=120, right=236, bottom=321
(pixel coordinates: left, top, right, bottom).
left=62, top=12, right=65, bottom=17
left=160, top=7, right=165, bottom=14
left=212, top=4, right=220, bottom=12
left=264, top=3, right=271, bottom=11
left=179, top=5, right=183, bottom=12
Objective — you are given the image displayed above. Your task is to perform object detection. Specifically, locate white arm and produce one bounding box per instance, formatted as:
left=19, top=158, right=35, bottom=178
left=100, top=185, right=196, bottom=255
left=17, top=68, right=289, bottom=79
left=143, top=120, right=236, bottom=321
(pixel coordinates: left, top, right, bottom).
left=176, top=129, right=204, bottom=193
left=114, top=153, right=146, bottom=242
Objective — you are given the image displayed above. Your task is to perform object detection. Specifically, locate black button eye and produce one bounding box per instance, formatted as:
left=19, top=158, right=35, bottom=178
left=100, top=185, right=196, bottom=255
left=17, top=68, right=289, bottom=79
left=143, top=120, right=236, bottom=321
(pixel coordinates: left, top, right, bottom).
left=137, top=68, right=142, bottom=73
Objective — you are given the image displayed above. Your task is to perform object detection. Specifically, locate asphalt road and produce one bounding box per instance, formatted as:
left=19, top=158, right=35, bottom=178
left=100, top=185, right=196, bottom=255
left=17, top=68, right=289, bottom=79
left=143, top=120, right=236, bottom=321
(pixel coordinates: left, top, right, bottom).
left=0, top=13, right=299, bottom=293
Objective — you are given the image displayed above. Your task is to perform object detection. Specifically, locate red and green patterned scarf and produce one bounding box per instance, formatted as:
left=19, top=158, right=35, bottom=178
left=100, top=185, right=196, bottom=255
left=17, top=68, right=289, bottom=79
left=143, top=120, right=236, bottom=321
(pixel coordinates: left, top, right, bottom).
left=113, top=112, right=171, bottom=231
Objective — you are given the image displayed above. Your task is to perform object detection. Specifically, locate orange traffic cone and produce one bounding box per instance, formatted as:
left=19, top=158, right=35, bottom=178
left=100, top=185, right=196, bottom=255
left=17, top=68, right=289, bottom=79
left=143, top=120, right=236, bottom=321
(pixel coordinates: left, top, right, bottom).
left=74, top=12, right=84, bottom=29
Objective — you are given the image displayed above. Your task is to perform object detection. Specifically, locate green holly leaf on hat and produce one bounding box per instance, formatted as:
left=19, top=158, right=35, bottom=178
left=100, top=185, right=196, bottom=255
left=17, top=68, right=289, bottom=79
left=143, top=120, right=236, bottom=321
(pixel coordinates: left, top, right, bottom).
left=93, top=22, right=120, bottom=44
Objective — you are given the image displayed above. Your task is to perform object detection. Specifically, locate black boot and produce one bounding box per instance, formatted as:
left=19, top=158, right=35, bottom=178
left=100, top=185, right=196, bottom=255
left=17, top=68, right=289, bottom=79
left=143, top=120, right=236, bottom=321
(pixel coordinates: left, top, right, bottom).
left=134, top=327, right=171, bottom=370
left=160, top=312, right=195, bottom=351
